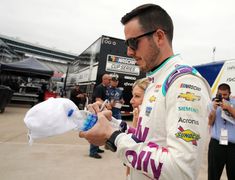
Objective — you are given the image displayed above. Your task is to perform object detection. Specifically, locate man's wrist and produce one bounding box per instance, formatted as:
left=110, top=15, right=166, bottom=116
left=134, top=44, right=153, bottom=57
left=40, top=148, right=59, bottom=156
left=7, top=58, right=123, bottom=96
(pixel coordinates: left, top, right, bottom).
left=106, top=128, right=116, bottom=140
left=105, top=130, right=122, bottom=152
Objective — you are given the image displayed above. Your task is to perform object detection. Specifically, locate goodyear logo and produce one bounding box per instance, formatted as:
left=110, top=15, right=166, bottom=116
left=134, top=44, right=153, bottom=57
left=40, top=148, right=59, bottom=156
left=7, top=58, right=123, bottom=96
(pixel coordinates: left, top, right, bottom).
left=178, top=92, right=201, bottom=101
left=175, top=126, right=200, bottom=146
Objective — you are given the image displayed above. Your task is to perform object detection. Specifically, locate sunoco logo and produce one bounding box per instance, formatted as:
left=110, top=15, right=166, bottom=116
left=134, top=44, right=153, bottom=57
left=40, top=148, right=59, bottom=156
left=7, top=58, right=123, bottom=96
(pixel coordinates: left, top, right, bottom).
left=175, top=126, right=200, bottom=146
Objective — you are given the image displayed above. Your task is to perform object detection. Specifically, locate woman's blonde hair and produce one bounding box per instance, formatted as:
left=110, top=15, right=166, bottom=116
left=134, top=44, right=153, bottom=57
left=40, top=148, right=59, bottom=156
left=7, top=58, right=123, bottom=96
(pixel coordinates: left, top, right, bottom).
left=132, top=78, right=149, bottom=91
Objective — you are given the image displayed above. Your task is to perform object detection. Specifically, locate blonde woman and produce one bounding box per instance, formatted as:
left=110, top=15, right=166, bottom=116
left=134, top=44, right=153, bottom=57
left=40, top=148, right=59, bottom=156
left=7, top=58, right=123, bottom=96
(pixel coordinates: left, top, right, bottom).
left=130, top=78, right=149, bottom=127
left=126, top=78, right=149, bottom=179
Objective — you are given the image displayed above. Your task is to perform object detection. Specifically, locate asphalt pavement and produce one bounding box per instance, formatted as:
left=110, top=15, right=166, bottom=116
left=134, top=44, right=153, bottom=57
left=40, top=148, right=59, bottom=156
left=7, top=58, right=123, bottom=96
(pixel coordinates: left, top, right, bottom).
left=0, top=105, right=227, bottom=180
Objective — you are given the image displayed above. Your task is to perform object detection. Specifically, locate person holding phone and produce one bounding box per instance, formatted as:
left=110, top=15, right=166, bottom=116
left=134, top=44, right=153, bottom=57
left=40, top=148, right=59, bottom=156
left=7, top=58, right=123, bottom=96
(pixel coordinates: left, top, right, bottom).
left=208, top=83, right=235, bottom=180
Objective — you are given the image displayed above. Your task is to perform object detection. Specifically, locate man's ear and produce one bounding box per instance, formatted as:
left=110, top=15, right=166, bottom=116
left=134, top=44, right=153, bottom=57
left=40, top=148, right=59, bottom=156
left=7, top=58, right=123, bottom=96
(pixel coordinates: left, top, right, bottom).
left=153, top=29, right=165, bottom=46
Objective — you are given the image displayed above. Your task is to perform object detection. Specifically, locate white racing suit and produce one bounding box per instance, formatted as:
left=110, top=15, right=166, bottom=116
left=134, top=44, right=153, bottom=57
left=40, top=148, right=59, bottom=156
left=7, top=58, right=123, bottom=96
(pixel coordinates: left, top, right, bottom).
left=115, top=54, right=211, bottom=180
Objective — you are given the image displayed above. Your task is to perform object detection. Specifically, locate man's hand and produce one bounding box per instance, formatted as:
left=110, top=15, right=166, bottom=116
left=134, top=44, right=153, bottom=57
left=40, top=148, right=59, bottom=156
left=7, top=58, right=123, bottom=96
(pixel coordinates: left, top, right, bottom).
left=221, top=99, right=230, bottom=111
left=79, top=103, right=115, bottom=146
left=212, top=99, right=220, bottom=111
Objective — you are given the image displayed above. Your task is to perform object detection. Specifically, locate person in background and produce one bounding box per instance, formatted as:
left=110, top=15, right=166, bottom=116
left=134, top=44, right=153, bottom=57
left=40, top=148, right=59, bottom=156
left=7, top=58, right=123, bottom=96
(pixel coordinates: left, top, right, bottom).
left=208, top=83, right=235, bottom=180
left=38, top=83, right=47, bottom=103
left=126, top=78, right=149, bottom=179
left=108, top=76, right=124, bottom=119
left=70, top=83, right=86, bottom=110
left=79, top=4, right=211, bottom=179
left=89, top=73, right=111, bottom=159
left=130, top=78, right=149, bottom=127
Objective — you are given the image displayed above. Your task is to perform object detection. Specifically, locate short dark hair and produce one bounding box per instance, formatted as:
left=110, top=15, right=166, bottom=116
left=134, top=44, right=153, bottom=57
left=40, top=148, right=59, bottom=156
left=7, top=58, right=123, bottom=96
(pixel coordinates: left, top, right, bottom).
left=218, top=83, right=231, bottom=93
left=121, top=4, right=174, bottom=44
left=111, top=77, right=118, bottom=81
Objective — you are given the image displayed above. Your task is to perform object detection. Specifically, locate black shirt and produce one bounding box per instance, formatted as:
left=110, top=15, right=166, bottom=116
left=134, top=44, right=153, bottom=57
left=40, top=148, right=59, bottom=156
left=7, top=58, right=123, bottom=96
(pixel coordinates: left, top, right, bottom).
left=92, top=83, right=108, bottom=103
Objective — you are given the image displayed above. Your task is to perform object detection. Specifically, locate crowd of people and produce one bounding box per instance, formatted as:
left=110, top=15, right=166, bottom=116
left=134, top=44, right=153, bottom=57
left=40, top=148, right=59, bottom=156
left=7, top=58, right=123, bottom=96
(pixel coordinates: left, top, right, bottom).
left=76, top=3, right=235, bottom=180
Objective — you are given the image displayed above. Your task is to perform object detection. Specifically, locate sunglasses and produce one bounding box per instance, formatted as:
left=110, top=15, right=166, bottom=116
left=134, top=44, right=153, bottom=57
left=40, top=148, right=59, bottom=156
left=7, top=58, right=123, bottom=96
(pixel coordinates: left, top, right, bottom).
left=125, top=29, right=157, bottom=50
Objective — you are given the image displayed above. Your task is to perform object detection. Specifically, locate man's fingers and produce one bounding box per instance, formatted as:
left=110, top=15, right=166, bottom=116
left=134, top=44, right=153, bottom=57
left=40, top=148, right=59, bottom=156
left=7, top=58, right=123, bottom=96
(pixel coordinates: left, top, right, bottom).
left=86, top=104, right=95, bottom=114
left=99, top=110, right=112, bottom=120
left=86, top=102, right=103, bottom=113
left=79, top=131, right=87, bottom=138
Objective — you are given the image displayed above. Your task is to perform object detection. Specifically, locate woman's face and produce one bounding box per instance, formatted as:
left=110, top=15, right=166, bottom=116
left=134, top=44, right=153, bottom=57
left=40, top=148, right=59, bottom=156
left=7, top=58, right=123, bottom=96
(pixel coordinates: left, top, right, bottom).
left=130, top=85, right=145, bottom=108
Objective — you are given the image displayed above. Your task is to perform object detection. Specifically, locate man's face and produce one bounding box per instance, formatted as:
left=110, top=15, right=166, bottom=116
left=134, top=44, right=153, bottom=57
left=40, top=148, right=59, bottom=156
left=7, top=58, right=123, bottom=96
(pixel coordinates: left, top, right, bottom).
left=110, top=80, right=118, bottom=87
left=103, top=75, right=111, bottom=86
left=124, top=18, right=161, bottom=72
left=217, top=89, right=230, bottom=100
left=75, top=85, right=80, bottom=90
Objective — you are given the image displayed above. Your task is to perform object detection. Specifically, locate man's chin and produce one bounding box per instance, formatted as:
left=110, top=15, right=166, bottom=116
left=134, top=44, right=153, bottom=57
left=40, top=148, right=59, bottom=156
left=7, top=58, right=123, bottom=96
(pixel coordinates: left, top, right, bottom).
left=139, top=66, right=148, bottom=72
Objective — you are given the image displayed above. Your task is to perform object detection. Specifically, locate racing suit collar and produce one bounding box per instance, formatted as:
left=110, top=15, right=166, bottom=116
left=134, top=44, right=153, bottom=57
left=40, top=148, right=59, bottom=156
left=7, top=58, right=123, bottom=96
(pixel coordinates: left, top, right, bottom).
left=147, top=54, right=180, bottom=76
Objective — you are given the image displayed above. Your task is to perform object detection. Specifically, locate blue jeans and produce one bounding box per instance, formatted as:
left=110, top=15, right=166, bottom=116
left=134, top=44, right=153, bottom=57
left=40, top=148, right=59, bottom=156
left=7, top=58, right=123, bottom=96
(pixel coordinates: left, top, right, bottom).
left=89, top=144, right=99, bottom=155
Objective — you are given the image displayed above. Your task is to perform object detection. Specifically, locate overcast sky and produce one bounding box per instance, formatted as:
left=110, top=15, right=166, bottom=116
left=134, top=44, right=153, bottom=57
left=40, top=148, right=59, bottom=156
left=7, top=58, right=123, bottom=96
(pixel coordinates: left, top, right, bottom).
left=1, top=0, right=235, bottom=66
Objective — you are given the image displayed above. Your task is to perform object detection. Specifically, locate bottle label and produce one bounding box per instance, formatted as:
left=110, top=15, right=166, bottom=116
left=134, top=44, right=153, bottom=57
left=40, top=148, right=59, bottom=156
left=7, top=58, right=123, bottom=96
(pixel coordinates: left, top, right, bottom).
left=81, top=114, right=98, bottom=131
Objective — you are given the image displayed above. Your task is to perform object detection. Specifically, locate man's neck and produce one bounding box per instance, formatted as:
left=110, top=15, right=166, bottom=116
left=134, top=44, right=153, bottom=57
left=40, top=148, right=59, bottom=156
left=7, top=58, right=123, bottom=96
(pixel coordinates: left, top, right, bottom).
left=150, top=55, right=172, bottom=72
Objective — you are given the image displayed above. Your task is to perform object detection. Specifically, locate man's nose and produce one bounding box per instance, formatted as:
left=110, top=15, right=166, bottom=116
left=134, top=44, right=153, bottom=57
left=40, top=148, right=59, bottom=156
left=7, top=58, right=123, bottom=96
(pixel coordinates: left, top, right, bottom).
left=127, top=47, right=135, bottom=57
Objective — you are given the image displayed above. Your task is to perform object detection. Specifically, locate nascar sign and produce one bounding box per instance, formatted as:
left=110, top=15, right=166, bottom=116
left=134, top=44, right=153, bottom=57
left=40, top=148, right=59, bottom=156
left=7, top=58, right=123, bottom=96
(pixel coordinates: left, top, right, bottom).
left=105, top=54, right=140, bottom=76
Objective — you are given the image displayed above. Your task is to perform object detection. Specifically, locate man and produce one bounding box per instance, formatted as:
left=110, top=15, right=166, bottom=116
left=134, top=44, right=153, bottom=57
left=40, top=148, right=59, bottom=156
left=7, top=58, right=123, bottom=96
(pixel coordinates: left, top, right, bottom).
left=107, top=76, right=124, bottom=119
left=70, top=83, right=86, bottom=110
left=89, top=73, right=111, bottom=159
left=80, top=4, right=211, bottom=179
left=208, top=83, right=235, bottom=180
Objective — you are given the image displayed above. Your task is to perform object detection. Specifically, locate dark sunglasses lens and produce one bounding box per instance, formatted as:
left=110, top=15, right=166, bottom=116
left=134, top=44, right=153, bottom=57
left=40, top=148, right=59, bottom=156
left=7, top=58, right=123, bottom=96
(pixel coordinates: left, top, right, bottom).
left=126, top=39, right=137, bottom=50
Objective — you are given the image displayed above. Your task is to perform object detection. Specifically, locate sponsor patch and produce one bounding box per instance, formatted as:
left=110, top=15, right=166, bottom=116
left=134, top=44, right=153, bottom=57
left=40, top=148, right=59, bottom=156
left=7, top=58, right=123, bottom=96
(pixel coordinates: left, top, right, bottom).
left=148, top=77, right=154, bottom=83
left=179, top=83, right=201, bottom=91
left=154, top=84, right=162, bottom=93
left=149, top=95, right=156, bottom=103
left=178, top=106, right=199, bottom=113
left=155, top=84, right=162, bottom=89
left=145, top=107, right=152, bottom=116
left=177, top=92, right=201, bottom=101
left=178, top=117, right=199, bottom=125
left=175, top=126, right=200, bottom=146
